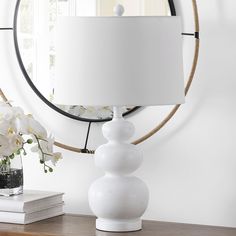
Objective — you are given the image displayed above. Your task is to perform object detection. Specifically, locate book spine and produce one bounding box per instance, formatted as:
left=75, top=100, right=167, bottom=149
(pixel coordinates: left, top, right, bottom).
left=0, top=202, right=23, bottom=213
left=0, top=212, right=24, bottom=224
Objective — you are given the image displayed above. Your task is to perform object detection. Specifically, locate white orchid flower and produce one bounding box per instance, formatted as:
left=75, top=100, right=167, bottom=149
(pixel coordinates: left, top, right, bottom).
left=41, top=135, right=54, bottom=154
left=0, top=120, right=10, bottom=135
left=31, top=134, right=61, bottom=165
left=51, top=152, right=62, bottom=166
left=0, top=107, right=14, bottom=122
left=0, top=102, right=62, bottom=173
left=11, top=106, right=24, bottom=119
left=0, top=135, right=14, bottom=157
left=0, top=105, right=24, bottom=134
left=27, top=115, right=47, bottom=138
left=8, top=134, right=24, bottom=153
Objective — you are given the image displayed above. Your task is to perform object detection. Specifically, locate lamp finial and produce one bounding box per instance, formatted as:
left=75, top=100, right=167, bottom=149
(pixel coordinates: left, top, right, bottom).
left=113, top=4, right=124, bottom=16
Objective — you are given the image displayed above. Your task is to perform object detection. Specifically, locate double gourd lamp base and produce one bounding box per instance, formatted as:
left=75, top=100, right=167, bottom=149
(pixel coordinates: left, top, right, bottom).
left=54, top=4, right=184, bottom=232
left=89, top=106, right=148, bottom=232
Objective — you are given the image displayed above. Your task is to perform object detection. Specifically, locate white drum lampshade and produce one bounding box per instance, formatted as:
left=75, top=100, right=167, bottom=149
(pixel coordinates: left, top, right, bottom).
left=54, top=16, right=184, bottom=106
left=54, top=15, right=184, bottom=232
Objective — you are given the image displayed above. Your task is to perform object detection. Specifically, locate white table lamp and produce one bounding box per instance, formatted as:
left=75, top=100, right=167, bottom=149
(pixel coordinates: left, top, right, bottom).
left=54, top=5, right=184, bottom=232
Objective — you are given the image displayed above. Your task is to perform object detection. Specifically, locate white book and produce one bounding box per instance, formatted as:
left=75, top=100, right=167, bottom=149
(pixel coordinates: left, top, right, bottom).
left=0, top=190, right=64, bottom=213
left=0, top=204, right=64, bottom=224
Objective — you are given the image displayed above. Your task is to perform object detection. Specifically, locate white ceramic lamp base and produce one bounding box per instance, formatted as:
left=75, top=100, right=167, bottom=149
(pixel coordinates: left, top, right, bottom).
left=88, top=107, right=149, bottom=232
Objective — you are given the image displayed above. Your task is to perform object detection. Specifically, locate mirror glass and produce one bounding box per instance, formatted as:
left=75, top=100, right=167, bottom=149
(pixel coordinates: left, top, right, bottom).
left=16, top=0, right=172, bottom=121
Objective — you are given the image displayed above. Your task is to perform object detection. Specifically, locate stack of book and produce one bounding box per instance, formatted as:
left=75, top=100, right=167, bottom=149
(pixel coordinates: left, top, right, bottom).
left=0, top=190, right=64, bottom=224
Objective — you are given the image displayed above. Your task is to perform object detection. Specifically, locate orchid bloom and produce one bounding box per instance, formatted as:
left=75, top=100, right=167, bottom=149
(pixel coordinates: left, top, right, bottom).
left=0, top=102, right=62, bottom=173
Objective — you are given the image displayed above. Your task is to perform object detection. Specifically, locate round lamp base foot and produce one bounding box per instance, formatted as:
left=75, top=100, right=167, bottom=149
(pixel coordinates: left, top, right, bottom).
left=96, top=218, right=142, bottom=232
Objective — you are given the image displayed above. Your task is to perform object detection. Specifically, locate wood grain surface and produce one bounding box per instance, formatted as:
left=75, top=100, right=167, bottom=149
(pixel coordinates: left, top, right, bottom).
left=0, top=214, right=236, bottom=236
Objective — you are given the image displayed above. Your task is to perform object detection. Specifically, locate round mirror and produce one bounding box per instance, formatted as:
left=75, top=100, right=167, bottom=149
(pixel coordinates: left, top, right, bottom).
left=14, top=0, right=175, bottom=122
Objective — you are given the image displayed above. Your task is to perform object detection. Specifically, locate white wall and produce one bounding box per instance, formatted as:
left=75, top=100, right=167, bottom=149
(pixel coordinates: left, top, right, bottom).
left=1, top=0, right=236, bottom=228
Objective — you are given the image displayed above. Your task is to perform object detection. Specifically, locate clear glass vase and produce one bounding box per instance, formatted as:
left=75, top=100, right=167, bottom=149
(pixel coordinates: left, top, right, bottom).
left=0, top=155, right=23, bottom=196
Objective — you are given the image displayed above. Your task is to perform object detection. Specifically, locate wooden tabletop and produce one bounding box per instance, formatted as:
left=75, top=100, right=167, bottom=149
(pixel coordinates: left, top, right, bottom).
left=0, top=214, right=236, bottom=236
